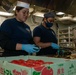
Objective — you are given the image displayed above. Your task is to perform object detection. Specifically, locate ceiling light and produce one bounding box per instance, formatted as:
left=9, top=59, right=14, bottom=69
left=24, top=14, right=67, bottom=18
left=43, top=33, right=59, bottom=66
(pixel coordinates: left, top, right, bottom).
left=33, top=11, right=44, bottom=17
left=0, top=11, right=14, bottom=16
left=72, top=17, right=76, bottom=21
left=56, top=12, right=65, bottom=15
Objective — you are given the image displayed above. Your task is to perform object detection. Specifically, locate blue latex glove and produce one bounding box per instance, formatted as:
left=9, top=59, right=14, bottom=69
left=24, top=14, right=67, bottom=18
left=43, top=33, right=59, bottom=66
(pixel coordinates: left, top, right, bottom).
left=51, top=43, right=59, bottom=49
left=22, top=44, right=40, bottom=54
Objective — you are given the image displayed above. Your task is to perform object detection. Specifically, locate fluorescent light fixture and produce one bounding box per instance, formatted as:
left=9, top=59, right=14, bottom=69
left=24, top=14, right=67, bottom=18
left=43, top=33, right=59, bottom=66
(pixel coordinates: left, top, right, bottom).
left=0, top=11, right=14, bottom=16
left=56, top=12, right=65, bottom=15
left=33, top=11, right=44, bottom=17
left=72, top=17, right=76, bottom=21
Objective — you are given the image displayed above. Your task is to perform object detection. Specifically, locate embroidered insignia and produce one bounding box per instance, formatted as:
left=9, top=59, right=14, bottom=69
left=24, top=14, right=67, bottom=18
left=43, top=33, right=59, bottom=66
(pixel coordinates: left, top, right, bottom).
left=26, top=28, right=30, bottom=32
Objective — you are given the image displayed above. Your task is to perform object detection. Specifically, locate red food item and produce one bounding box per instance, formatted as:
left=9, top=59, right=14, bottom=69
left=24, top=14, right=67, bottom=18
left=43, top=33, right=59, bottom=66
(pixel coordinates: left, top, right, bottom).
left=25, top=59, right=44, bottom=67
left=18, top=59, right=25, bottom=63
left=26, top=59, right=36, bottom=63
left=11, top=59, right=26, bottom=65
left=35, top=60, right=45, bottom=65
left=20, top=62, right=27, bottom=66
left=10, top=59, right=54, bottom=69
left=25, top=59, right=36, bottom=67
left=11, top=60, right=20, bottom=64
left=42, top=67, right=53, bottom=75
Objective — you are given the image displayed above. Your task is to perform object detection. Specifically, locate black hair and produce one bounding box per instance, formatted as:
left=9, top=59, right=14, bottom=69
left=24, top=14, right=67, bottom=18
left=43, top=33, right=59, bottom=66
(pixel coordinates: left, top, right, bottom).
left=14, top=6, right=24, bottom=16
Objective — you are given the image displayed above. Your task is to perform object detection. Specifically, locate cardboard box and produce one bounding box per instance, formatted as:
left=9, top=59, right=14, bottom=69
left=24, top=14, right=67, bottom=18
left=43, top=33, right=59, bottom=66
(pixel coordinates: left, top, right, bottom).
left=0, top=56, right=76, bottom=75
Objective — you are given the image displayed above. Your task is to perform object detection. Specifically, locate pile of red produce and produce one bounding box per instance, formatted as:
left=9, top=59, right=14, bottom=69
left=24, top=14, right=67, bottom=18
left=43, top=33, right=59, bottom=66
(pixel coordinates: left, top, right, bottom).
left=10, top=59, right=54, bottom=68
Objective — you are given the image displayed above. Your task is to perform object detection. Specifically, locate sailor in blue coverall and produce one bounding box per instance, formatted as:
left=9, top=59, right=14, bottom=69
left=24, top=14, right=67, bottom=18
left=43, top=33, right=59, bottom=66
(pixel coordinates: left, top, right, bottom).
left=33, top=12, right=59, bottom=56
left=0, top=1, right=40, bottom=56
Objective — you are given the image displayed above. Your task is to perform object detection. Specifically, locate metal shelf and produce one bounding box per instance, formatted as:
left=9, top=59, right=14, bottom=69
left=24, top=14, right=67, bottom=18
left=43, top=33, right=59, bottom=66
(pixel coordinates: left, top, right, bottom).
left=58, top=27, right=74, bottom=48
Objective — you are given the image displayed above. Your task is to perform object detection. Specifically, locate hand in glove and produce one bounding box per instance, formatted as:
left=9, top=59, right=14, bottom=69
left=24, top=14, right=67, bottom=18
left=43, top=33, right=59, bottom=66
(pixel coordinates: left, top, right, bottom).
left=51, top=43, right=59, bottom=49
left=22, top=44, right=40, bottom=54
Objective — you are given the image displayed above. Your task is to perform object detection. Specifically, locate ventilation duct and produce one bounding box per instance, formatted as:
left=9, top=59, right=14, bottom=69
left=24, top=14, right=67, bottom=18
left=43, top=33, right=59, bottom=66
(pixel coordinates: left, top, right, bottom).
left=1, top=0, right=17, bottom=12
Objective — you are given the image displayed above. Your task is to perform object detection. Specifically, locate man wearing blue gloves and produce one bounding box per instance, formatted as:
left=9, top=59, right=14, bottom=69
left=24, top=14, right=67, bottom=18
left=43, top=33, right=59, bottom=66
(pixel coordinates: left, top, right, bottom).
left=33, top=12, right=59, bottom=56
left=0, top=1, right=40, bottom=56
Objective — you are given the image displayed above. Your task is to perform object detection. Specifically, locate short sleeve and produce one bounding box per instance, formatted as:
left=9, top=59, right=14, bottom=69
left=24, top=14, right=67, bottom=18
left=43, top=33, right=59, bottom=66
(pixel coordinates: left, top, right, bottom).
left=33, top=26, right=42, bottom=37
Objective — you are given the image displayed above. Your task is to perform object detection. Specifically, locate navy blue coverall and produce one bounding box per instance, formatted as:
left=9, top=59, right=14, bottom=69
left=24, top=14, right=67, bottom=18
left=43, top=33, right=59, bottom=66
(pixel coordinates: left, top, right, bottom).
left=0, top=18, right=33, bottom=56
left=33, top=24, right=58, bottom=55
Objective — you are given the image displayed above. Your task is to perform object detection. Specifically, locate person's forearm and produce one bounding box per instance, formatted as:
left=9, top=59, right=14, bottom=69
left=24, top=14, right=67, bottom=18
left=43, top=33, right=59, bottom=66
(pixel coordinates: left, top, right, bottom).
left=35, top=42, right=51, bottom=48
left=16, top=43, right=22, bottom=50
